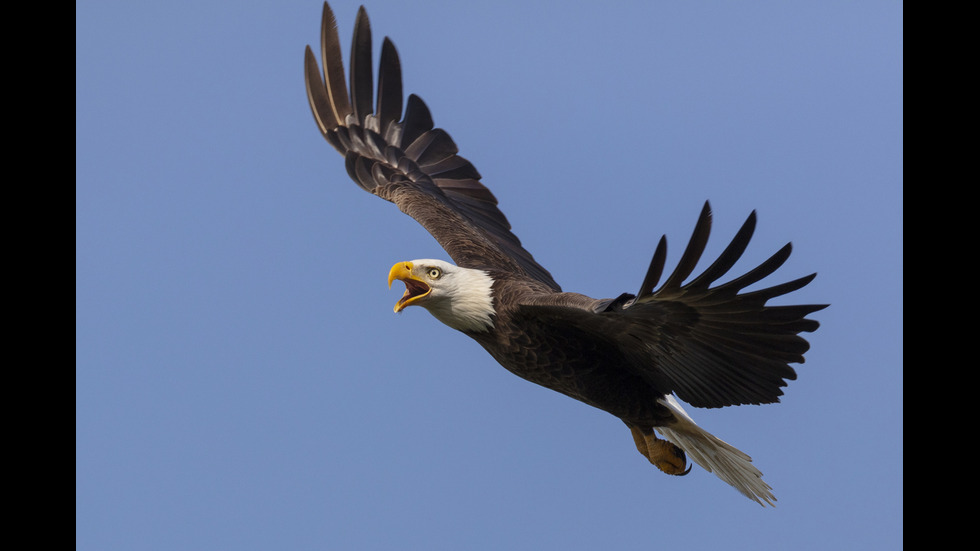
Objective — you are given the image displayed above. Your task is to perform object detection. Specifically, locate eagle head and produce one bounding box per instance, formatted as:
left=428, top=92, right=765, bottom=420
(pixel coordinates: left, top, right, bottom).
left=387, top=259, right=495, bottom=332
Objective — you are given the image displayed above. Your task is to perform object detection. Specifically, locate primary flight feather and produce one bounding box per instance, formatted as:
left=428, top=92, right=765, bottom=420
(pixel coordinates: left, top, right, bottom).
left=304, top=2, right=826, bottom=506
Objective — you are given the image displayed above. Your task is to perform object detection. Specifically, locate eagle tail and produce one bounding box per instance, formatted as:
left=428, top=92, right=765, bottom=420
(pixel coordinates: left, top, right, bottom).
left=656, top=395, right=776, bottom=507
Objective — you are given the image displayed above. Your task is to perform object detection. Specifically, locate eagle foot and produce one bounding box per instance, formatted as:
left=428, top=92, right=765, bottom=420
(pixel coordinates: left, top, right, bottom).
left=629, top=425, right=692, bottom=476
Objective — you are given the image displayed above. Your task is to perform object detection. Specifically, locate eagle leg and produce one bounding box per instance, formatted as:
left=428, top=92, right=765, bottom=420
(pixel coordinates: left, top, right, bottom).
left=628, top=424, right=692, bottom=476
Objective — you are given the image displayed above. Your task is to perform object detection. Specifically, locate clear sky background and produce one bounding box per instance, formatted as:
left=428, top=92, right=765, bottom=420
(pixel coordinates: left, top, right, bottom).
left=77, top=1, right=902, bottom=549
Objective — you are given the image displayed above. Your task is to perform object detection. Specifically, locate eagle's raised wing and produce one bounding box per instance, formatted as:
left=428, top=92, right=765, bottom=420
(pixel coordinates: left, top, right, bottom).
left=304, top=3, right=559, bottom=291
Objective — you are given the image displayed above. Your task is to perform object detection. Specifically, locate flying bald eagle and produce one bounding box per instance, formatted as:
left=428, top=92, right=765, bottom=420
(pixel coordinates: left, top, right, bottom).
left=304, top=2, right=825, bottom=506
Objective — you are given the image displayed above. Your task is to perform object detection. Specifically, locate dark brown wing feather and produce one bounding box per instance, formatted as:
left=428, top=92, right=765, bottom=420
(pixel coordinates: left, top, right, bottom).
left=517, top=202, right=826, bottom=409
left=304, top=3, right=559, bottom=290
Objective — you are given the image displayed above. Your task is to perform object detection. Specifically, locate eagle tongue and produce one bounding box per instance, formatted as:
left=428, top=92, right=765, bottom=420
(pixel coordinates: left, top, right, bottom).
left=403, top=278, right=430, bottom=298
left=395, top=277, right=431, bottom=310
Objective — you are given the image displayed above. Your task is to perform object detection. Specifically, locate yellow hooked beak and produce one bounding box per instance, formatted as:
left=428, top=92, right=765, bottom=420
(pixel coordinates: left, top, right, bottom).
left=388, top=261, right=431, bottom=312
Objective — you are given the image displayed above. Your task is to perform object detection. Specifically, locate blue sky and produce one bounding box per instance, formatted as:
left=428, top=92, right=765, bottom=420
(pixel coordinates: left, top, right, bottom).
left=77, top=1, right=902, bottom=549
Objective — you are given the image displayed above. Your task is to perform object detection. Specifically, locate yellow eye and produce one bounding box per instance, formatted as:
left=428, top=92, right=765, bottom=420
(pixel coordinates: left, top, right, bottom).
left=427, top=267, right=442, bottom=279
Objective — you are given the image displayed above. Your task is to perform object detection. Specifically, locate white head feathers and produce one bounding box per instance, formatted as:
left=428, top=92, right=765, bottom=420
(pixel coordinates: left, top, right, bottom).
left=394, top=259, right=496, bottom=332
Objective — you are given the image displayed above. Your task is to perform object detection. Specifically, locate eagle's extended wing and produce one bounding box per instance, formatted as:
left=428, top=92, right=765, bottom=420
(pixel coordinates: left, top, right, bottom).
left=517, top=202, right=826, bottom=408
left=304, top=3, right=559, bottom=290
left=628, top=202, right=826, bottom=407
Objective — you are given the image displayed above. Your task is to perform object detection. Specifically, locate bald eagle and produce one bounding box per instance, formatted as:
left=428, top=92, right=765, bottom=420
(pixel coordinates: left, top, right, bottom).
left=304, top=2, right=825, bottom=506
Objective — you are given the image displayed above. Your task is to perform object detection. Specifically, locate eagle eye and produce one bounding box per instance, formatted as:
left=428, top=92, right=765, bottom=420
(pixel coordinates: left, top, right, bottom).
left=427, top=267, right=442, bottom=279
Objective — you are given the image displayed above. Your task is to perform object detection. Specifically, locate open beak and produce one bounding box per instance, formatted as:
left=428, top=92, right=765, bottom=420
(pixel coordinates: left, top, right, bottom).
left=388, top=261, right=431, bottom=312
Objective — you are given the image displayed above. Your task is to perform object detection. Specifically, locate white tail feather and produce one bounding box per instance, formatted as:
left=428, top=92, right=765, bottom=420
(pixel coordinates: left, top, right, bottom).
left=656, top=395, right=776, bottom=507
